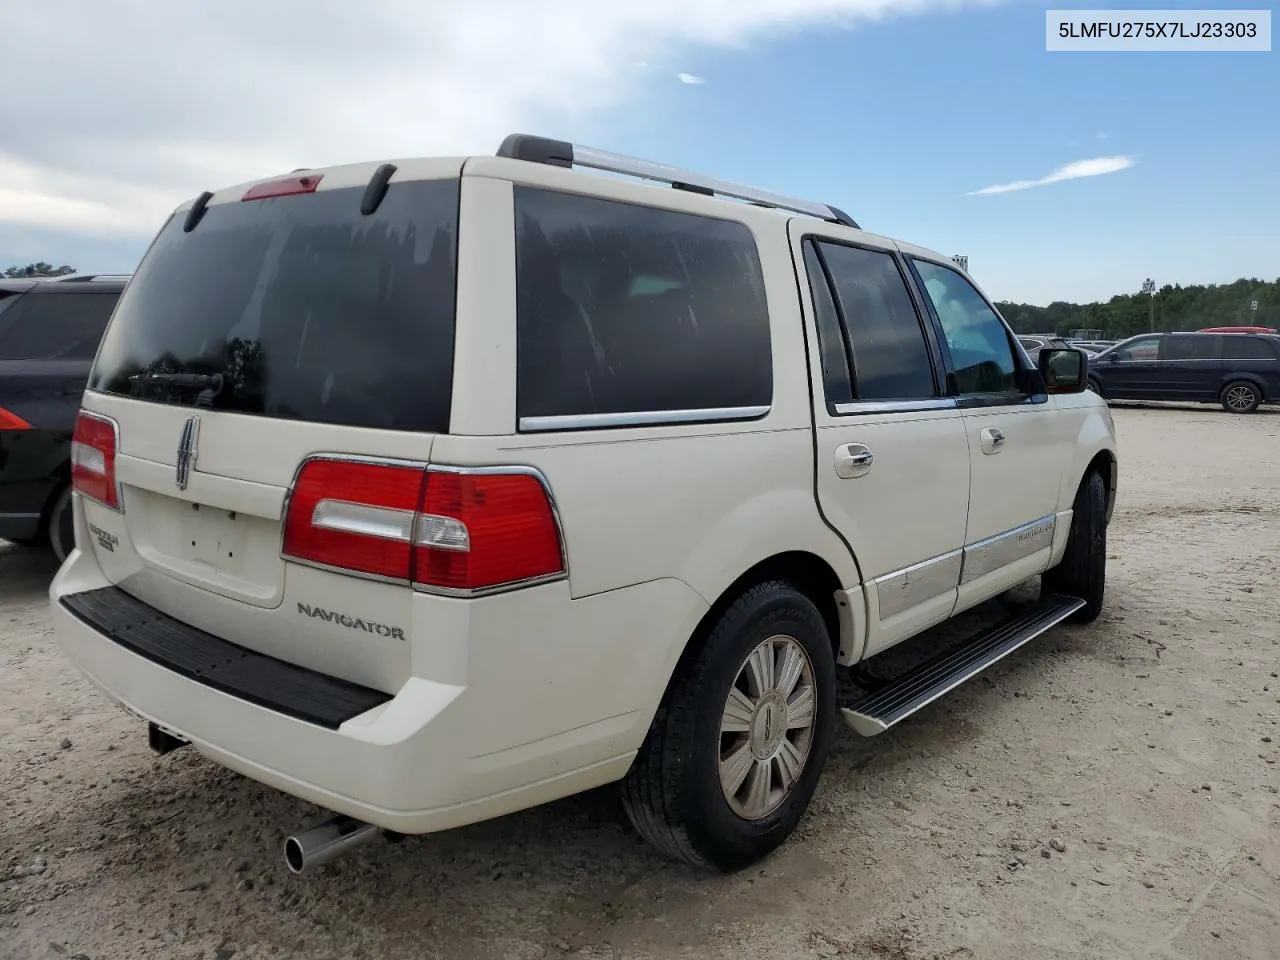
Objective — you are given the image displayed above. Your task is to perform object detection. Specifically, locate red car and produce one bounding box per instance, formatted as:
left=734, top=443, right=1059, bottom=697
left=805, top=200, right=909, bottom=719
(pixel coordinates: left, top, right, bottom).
left=1198, top=325, right=1276, bottom=334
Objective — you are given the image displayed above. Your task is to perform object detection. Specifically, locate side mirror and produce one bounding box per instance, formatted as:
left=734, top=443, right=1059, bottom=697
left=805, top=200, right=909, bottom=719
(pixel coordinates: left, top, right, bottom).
left=1038, top=347, right=1088, bottom=394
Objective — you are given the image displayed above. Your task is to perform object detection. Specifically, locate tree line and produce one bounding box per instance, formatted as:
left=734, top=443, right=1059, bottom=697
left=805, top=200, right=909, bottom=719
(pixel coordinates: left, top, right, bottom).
left=996, top=277, right=1278, bottom=338
left=5, top=262, right=1276, bottom=340
left=4, top=262, right=77, bottom=278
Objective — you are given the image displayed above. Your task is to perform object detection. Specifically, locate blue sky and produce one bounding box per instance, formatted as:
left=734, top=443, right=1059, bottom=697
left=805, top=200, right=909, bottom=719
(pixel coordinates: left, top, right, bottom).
left=590, top=2, right=1279, bottom=302
left=2, top=0, right=1276, bottom=304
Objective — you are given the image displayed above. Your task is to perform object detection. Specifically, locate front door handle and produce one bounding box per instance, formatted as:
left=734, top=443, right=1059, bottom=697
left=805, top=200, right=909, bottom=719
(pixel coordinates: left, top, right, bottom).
left=834, top=443, right=874, bottom=479
left=980, top=426, right=1005, bottom=455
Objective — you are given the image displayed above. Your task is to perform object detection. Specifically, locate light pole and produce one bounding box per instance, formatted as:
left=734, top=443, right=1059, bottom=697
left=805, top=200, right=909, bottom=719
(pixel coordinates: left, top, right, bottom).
left=1141, top=278, right=1156, bottom=332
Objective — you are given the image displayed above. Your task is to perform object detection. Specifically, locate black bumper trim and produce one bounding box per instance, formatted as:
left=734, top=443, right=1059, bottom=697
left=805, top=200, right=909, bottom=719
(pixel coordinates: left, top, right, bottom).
left=61, top=587, right=394, bottom=730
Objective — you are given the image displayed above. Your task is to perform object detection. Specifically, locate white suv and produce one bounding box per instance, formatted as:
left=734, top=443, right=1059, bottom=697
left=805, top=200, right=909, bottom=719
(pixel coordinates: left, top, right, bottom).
left=50, top=135, right=1117, bottom=873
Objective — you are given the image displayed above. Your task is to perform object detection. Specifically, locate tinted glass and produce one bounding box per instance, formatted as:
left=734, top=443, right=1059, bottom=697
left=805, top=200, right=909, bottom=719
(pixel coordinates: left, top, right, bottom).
left=1111, top=337, right=1159, bottom=361
left=1162, top=335, right=1219, bottom=360
left=1221, top=336, right=1277, bottom=360
left=914, top=260, right=1018, bottom=395
left=802, top=241, right=853, bottom=404
left=818, top=242, right=936, bottom=401
left=514, top=188, right=771, bottom=420
left=91, top=180, right=459, bottom=433
left=0, top=291, right=119, bottom=360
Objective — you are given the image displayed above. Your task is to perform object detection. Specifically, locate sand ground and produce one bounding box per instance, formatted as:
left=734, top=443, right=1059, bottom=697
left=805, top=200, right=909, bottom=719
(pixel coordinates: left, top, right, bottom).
left=2, top=404, right=1278, bottom=960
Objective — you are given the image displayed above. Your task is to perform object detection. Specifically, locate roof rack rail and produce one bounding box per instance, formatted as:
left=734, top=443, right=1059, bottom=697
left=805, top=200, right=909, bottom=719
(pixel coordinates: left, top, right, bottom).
left=496, top=134, right=860, bottom=230
left=47, top=273, right=132, bottom=283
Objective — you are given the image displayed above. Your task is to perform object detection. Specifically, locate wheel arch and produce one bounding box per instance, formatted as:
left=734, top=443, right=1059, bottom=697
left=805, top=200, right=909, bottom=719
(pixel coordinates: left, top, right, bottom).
left=1086, top=448, right=1118, bottom=523
left=657, top=551, right=853, bottom=713
left=1055, top=404, right=1118, bottom=525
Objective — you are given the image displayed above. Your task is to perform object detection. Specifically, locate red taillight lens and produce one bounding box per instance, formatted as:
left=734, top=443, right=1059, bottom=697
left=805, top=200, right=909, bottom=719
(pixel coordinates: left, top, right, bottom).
left=281, top=459, right=565, bottom=594
left=282, top=459, right=427, bottom=580
left=71, top=411, right=120, bottom=509
left=0, top=406, right=32, bottom=430
left=416, top=471, right=564, bottom=591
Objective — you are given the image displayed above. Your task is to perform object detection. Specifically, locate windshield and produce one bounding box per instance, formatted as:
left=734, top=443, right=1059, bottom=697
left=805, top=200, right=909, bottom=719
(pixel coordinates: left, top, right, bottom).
left=90, top=178, right=459, bottom=433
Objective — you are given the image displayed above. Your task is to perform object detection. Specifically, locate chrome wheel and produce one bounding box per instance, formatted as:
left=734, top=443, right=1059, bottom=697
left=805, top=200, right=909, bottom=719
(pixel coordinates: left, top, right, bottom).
left=1224, top=384, right=1257, bottom=412
left=718, top=634, right=816, bottom=821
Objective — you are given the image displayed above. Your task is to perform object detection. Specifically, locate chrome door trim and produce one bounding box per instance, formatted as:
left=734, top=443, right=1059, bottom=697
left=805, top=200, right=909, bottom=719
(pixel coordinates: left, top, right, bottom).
left=518, top=405, right=770, bottom=433
left=960, top=515, right=1056, bottom=584
left=874, top=549, right=963, bottom=620
left=832, top=398, right=958, bottom=416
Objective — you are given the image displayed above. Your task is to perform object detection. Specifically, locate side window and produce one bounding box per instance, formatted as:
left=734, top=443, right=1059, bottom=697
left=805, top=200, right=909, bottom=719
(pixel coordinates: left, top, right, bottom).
left=513, top=188, right=771, bottom=424
left=1222, top=336, right=1277, bottom=360
left=802, top=241, right=853, bottom=405
left=817, top=242, right=937, bottom=402
left=913, top=260, right=1019, bottom=395
left=1111, top=336, right=1160, bottom=361
left=1162, top=335, right=1219, bottom=360
left=0, top=291, right=119, bottom=361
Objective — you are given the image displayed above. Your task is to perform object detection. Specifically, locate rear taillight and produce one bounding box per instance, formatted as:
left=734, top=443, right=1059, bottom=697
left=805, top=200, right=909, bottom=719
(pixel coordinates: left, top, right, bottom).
left=71, top=410, right=121, bottom=510
left=282, top=458, right=565, bottom=594
left=0, top=406, right=32, bottom=430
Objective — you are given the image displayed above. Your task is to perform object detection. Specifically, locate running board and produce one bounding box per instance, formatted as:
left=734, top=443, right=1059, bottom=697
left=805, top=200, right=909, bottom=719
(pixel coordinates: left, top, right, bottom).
left=842, top=594, right=1085, bottom=737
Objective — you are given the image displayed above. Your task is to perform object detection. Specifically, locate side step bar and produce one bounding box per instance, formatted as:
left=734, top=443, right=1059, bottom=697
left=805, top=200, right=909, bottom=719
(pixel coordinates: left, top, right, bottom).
left=842, top=594, right=1085, bottom=737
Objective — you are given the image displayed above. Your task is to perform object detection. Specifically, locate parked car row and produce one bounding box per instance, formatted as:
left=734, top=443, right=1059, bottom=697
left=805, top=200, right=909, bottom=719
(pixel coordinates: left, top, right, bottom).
left=1085, top=331, right=1280, bottom=413
left=1016, top=329, right=1279, bottom=414
left=0, top=275, right=130, bottom=558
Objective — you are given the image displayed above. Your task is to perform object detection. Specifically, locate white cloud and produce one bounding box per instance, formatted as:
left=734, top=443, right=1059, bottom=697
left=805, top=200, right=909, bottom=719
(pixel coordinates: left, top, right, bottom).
left=0, top=0, right=1003, bottom=243
left=677, top=72, right=707, bottom=84
left=1096, top=132, right=1111, bottom=139
left=968, top=156, right=1137, bottom=196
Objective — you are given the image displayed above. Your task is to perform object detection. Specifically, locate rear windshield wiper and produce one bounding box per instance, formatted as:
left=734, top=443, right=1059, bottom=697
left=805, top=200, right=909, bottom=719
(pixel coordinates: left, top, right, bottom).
left=129, top=372, right=225, bottom=406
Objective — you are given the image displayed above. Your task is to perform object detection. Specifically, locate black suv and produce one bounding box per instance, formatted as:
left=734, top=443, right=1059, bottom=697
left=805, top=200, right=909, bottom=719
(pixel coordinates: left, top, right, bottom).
left=1088, top=331, right=1280, bottom=413
left=0, top=275, right=128, bottom=558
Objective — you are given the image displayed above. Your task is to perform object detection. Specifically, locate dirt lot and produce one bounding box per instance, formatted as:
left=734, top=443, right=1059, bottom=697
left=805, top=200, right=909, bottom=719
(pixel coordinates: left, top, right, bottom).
left=2, top=404, right=1278, bottom=960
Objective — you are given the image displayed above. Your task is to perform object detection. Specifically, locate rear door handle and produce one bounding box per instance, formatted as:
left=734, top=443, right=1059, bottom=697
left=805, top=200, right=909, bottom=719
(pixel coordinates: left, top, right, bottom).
left=834, top=443, right=874, bottom=479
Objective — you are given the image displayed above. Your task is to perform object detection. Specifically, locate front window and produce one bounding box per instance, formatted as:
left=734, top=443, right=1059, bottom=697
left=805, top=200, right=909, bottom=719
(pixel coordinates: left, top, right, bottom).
left=913, top=260, right=1019, bottom=395
left=1109, top=336, right=1160, bottom=362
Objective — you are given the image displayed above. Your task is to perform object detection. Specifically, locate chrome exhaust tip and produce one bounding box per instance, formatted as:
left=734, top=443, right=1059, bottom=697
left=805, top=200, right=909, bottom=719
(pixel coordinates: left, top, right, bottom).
left=283, top=815, right=379, bottom=874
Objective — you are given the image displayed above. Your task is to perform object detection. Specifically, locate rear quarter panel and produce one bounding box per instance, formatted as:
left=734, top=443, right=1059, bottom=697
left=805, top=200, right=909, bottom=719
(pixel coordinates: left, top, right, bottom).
left=436, top=164, right=860, bottom=731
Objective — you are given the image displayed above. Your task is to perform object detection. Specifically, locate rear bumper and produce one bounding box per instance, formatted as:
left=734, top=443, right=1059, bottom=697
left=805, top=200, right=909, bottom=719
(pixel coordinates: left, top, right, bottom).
left=49, top=508, right=709, bottom=834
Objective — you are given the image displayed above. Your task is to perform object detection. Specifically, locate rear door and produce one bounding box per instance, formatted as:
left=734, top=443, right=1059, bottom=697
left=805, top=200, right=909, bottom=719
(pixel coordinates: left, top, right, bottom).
left=791, top=226, right=970, bottom=655
left=1158, top=334, right=1222, bottom=400
left=1220, top=335, right=1280, bottom=403
left=75, top=162, right=463, bottom=693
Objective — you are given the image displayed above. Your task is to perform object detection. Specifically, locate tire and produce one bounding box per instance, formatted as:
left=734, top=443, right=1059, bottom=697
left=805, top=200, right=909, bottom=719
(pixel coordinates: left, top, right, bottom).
left=49, top=486, right=75, bottom=563
left=1220, top=380, right=1261, bottom=414
left=621, top=580, right=837, bottom=871
left=1042, top=470, right=1107, bottom=624
left=1086, top=377, right=1104, bottom=397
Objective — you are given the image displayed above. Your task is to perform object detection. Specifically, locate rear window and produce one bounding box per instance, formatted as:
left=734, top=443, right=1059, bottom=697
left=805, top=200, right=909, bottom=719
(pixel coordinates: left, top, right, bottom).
left=513, top=187, right=771, bottom=427
left=1162, top=335, right=1219, bottom=360
left=0, top=290, right=119, bottom=360
left=1222, top=336, right=1277, bottom=360
left=90, top=179, right=459, bottom=433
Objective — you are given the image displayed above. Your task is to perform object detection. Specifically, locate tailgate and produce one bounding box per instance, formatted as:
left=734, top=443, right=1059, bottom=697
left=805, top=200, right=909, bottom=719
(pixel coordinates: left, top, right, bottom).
left=73, top=164, right=461, bottom=692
